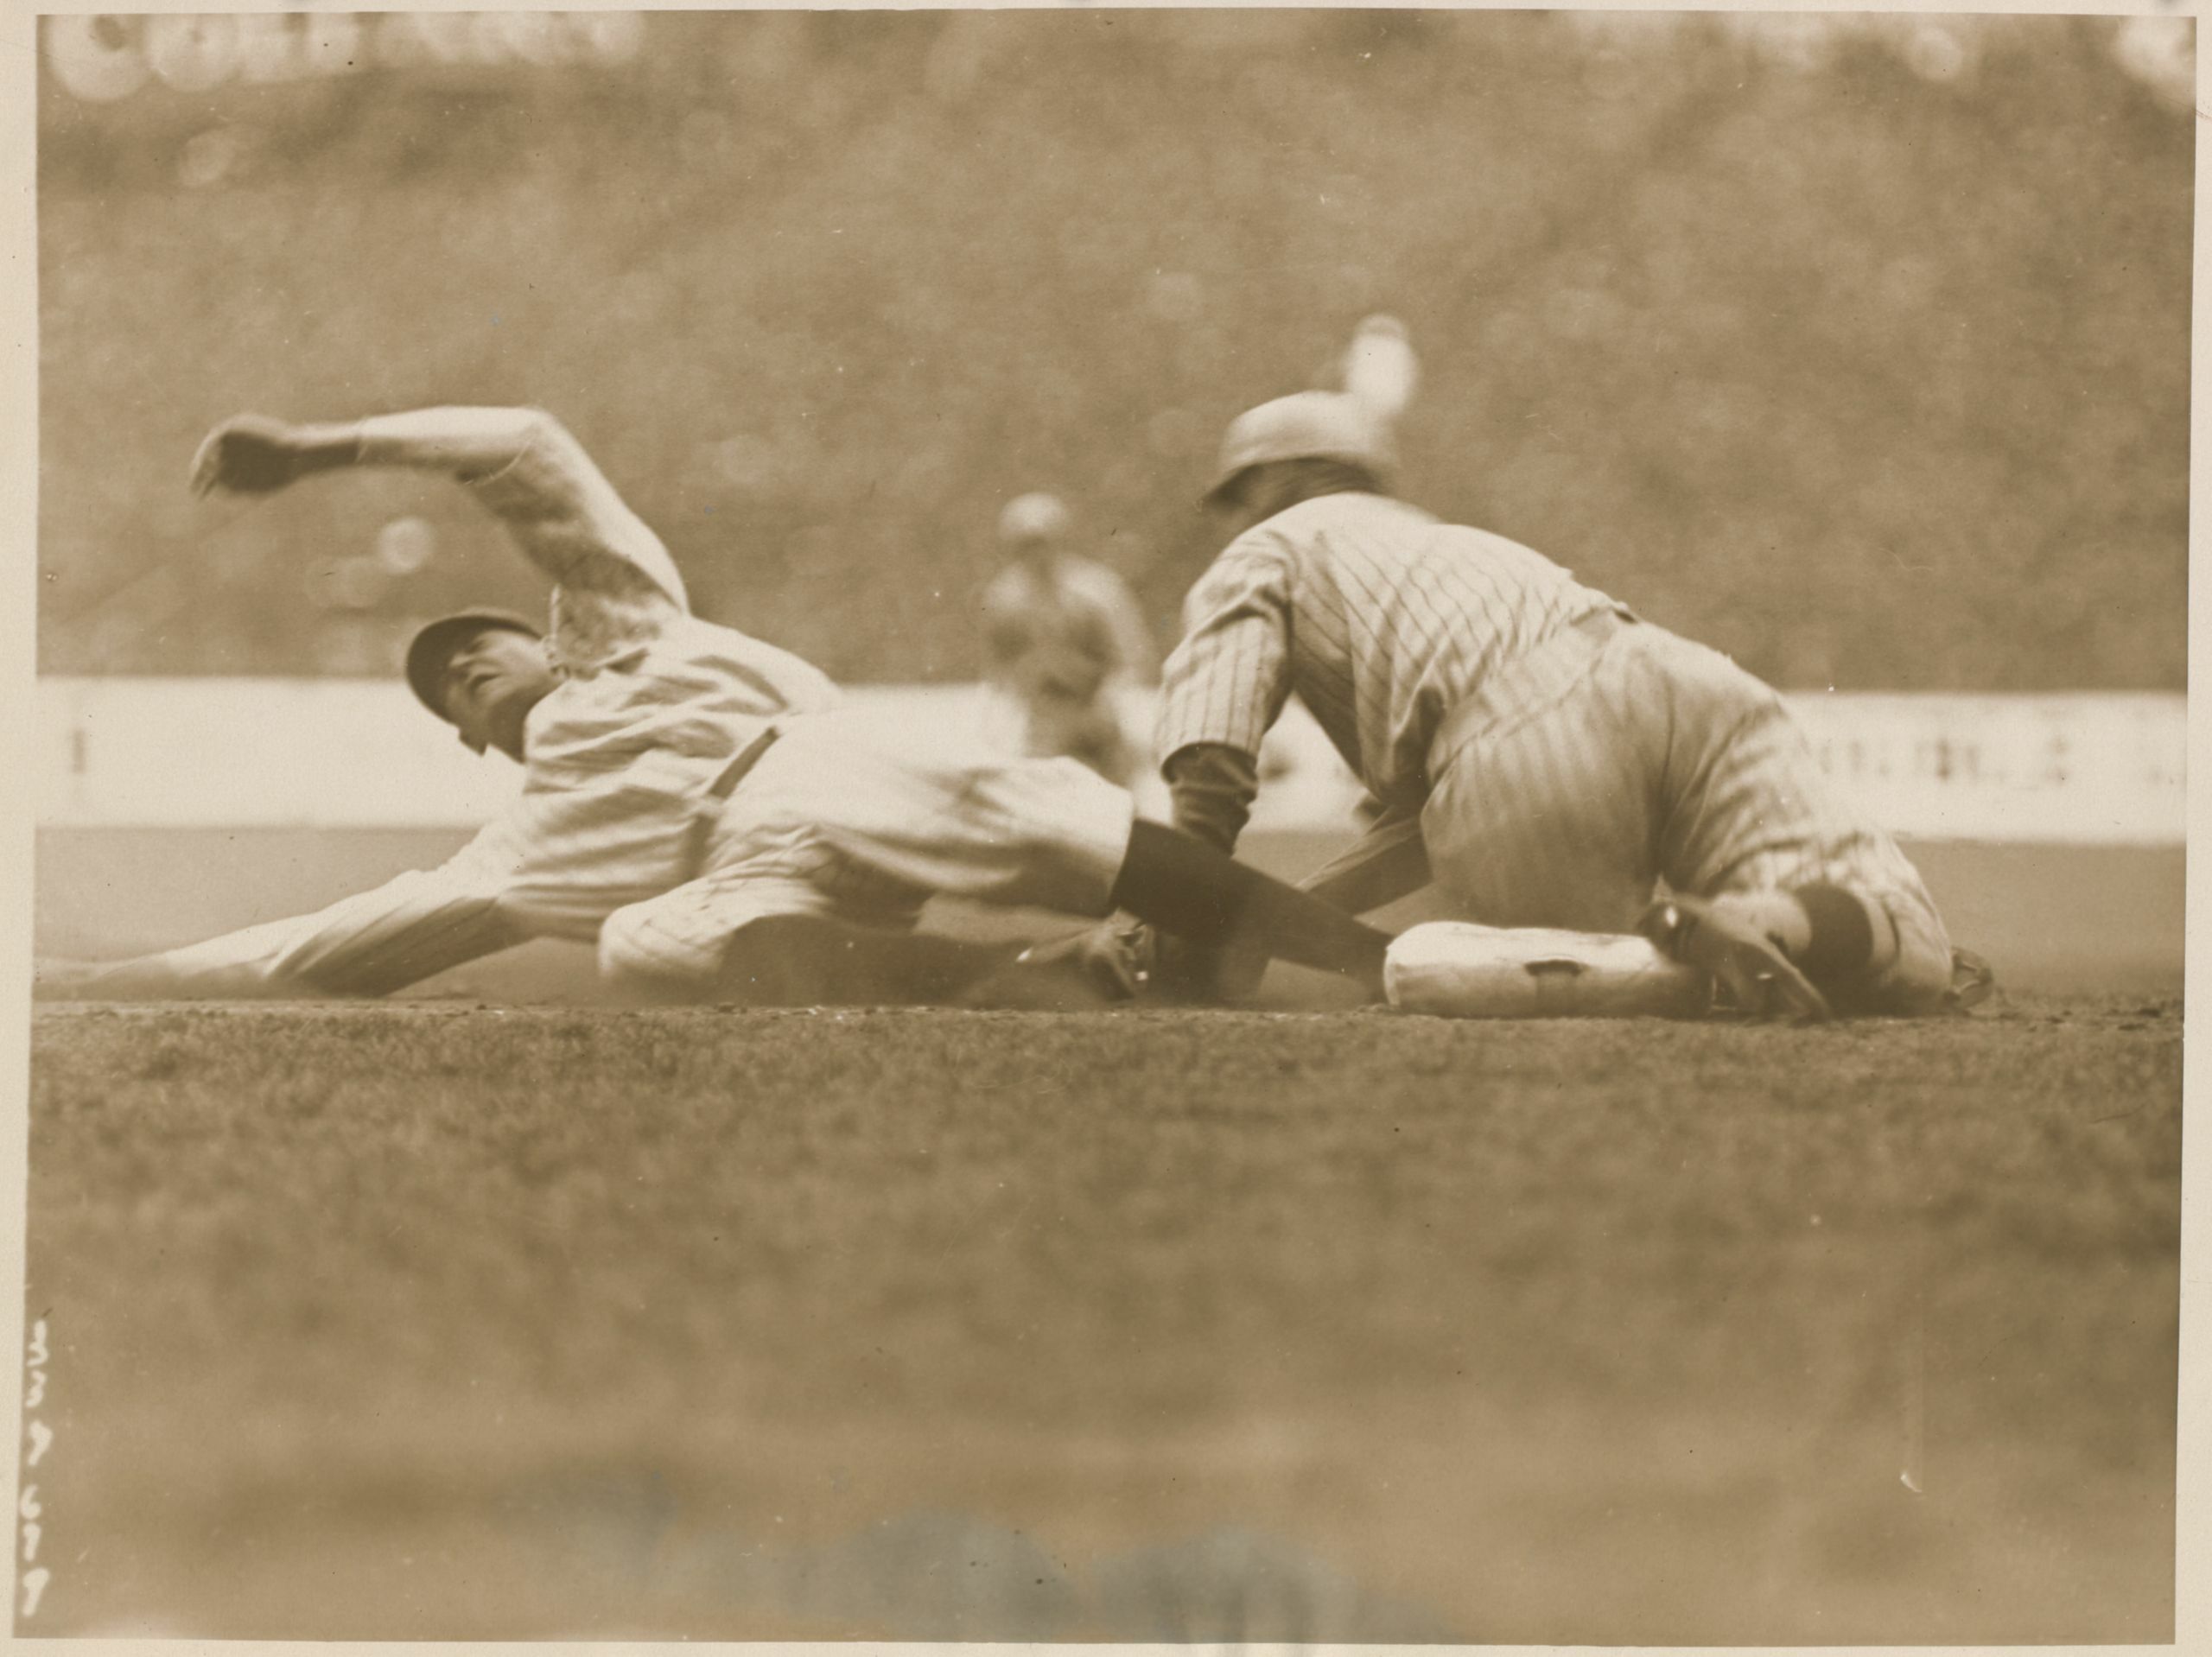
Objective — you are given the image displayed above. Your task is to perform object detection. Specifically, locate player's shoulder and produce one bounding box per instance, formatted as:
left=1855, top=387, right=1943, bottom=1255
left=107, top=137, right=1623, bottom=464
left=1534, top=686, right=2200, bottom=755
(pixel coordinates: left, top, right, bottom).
left=1432, top=519, right=1572, bottom=572
left=656, top=611, right=836, bottom=685
left=1269, top=490, right=1432, bottom=540
left=1224, top=492, right=1424, bottom=577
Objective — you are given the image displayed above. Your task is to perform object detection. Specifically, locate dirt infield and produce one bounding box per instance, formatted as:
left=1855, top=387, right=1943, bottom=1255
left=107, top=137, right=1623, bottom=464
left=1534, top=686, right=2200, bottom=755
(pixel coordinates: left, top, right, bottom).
left=24, top=996, right=2179, bottom=1641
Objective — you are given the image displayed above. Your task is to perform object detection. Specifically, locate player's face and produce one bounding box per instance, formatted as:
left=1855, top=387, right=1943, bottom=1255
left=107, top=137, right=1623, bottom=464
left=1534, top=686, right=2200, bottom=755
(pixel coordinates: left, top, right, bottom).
left=441, top=629, right=554, bottom=761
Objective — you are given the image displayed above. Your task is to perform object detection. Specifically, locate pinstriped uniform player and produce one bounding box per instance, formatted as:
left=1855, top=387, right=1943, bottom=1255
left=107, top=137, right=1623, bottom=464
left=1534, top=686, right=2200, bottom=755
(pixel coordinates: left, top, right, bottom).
left=1154, top=376, right=1986, bottom=1019
left=35, top=405, right=1394, bottom=1006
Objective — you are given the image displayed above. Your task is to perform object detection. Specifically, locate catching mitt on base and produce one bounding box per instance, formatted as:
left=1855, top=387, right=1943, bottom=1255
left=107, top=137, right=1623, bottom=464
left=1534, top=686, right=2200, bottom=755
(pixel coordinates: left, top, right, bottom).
left=1637, top=896, right=1833, bottom=1023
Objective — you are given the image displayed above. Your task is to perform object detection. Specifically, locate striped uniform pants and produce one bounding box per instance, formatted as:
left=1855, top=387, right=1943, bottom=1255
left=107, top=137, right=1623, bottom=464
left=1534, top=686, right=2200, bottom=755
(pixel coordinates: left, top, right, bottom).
left=1420, top=612, right=1955, bottom=1013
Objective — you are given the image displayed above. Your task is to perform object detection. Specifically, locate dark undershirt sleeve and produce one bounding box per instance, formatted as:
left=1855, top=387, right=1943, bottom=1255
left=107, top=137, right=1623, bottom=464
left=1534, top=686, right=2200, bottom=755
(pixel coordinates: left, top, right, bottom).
left=1162, top=741, right=1263, bottom=854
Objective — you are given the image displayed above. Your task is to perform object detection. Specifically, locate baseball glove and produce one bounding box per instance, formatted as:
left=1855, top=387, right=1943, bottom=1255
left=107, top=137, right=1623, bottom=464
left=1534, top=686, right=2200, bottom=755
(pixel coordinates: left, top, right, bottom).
left=1015, top=920, right=1154, bottom=1001
left=1017, top=920, right=1272, bottom=1005
left=1637, top=895, right=1833, bottom=1023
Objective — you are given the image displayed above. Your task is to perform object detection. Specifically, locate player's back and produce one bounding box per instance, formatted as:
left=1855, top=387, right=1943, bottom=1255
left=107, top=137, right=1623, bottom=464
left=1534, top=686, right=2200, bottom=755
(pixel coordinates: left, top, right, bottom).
left=1233, top=492, right=1619, bottom=803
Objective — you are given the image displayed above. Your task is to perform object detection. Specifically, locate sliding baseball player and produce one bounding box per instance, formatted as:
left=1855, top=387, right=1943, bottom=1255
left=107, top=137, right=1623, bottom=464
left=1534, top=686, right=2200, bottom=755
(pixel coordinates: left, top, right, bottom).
left=36, top=405, right=1390, bottom=1006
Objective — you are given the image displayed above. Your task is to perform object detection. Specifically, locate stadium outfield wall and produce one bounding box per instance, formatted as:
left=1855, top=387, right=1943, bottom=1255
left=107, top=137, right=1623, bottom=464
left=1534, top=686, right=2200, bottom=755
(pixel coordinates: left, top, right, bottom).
left=30, top=679, right=2184, bottom=996
left=30, top=677, right=2186, bottom=846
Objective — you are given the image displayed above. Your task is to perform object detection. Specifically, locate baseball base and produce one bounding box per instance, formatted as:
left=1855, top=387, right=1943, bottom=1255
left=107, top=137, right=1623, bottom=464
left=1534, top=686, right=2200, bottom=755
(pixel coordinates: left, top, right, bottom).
left=1385, top=920, right=1712, bottom=1019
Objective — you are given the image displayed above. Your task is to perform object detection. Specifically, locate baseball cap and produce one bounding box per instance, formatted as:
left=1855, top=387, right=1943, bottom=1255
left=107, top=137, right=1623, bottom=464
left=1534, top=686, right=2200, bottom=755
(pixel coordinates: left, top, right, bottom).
left=998, top=492, right=1071, bottom=544
left=404, top=608, right=543, bottom=719
left=1205, top=390, right=1397, bottom=505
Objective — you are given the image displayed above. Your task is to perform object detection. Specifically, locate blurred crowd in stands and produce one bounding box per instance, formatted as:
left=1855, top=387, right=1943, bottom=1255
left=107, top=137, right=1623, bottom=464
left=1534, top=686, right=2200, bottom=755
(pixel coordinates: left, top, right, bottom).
left=36, top=10, right=2192, bottom=692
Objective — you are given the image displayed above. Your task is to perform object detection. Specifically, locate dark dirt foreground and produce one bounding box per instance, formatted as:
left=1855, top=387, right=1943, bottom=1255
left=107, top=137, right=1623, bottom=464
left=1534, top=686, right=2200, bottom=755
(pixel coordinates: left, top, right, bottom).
left=24, top=994, right=2180, bottom=1641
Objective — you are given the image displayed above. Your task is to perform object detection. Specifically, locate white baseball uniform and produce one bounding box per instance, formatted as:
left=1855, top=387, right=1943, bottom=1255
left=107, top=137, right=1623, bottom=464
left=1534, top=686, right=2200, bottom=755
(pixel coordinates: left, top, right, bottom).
left=109, top=409, right=1134, bottom=999
left=978, top=553, right=1155, bottom=784
left=1155, top=491, right=1956, bottom=1013
left=595, top=708, right=1134, bottom=985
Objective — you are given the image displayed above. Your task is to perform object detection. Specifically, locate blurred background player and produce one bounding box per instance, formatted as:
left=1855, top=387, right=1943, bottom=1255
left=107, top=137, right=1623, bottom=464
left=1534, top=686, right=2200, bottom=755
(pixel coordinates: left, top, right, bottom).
left=35, top=405, right=1389, bottom=1006
left=1149, top=323, right=1987, bottom=1019
left=978, top=492, right=1157, bottom=786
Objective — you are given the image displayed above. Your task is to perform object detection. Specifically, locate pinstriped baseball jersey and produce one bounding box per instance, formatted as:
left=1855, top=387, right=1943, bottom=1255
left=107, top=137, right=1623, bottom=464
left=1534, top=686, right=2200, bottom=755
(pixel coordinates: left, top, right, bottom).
left=1155, top=486, right=1957, bottom=1011
left=146, top=409, right=840, bottom=997
left=1154, top=492, right=1618, bottom=809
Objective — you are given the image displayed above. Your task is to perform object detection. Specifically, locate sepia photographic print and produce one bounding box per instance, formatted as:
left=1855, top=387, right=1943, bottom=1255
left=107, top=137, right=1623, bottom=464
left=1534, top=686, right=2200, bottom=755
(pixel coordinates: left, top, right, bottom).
left=7, top=2, right=2196, bottom=1643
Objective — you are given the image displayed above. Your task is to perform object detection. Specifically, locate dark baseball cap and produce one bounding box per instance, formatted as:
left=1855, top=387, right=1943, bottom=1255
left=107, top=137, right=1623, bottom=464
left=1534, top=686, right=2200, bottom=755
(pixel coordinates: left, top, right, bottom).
left=1205, top=390, right=1396, bottom=507
left=404, top=609, right=543, bottom=719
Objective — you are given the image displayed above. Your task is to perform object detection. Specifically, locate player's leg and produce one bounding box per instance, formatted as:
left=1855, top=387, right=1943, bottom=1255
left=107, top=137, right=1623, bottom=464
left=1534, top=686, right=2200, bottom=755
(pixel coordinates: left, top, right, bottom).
left=769, top=708, right=1392, bottom=993
left=721, top=915, right=1035, bottom=1006
left=597, top=797, right=982, bottom=1008
left=1419, top=619, right=1663, bottom=935
left=1635, top=628, right=1962, bottom=1015
left=1410, top=618, right=1955, bottom=1019
left=1395, top=631, right=1717, bottom=1018
left=1663, top=854, right=1958, bottom=1016
left=599, top=876, right=1030, bottom=1007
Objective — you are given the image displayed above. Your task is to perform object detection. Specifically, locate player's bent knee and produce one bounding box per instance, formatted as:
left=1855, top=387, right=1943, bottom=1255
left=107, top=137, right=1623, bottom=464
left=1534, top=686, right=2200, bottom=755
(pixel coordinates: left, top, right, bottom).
left=598, top=905, right=721, bottom=1002
left=715, top=915, right=846, bottom=1006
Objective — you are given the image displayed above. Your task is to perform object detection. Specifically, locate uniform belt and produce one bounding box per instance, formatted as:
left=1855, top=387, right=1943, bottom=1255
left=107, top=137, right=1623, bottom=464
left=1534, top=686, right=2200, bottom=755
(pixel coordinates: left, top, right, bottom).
left=708, top=727, right=781, bottom=800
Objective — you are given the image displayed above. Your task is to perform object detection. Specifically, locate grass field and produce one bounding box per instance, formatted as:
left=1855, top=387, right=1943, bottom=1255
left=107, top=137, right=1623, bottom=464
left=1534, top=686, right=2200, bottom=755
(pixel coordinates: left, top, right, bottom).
left=23, top=993, right=2178, bottom=1642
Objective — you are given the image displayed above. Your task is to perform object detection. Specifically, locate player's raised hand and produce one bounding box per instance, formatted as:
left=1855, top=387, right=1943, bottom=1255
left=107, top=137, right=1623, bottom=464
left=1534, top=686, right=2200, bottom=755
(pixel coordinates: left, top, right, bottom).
left=190, top=413, right=310, bottom=497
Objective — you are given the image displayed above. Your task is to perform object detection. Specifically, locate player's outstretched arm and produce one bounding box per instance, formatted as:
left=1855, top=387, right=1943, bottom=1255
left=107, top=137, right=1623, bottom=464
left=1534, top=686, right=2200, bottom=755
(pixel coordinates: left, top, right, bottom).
left=1297, top=808, right=1432, bottom=917
left=190, top=413, right=365, bottom=497
left=1154, top=539, right=1295, bottom=818
left=194, top=405, right=554, bottom=496
left=191, top=406, right=687, bottom=610
left=35, top=952, right=283, bottom=1000
left=34, top=852, right=521, bottom=1001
